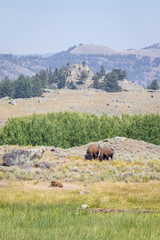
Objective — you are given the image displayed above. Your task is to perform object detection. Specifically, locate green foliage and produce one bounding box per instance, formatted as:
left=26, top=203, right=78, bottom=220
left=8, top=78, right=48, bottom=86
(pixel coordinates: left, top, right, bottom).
left=147, top=79, right=159, bottom=90
left=0, top=77, right=13, bottom=98
left=102, top=71, right=122, bottom=92
left=77, top=70, right=88, bottom=84
left=37, top=69, right=49, bottom=88
left=82, top=60, right=87, bottom=67
left=0, top=74, right=43, bottom=99
left=31, top=75, right=43, bottom=97
left=91, top=76, right=101, bottom=89
left=0, top=66, right=68, bottom=99
left=111, top=68, right=127, bottom=81
left=0, top=112, right=160, bottom=147
left=57, top=68, right=66, bottom=89
left=92, top=68, right=125, bottom=92
left=100, top=65, right=106, bottom=76
left=67, top=81, right=77, bottom=90
left=13, top=75, right=32, bottom=98
left=0, top=203, right=159, bottom=240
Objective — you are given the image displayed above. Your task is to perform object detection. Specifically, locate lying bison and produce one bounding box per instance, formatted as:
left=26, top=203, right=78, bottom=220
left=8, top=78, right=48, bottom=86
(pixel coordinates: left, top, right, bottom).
left=85, top=144, right=99, bottom=160
left=49, top=181, right=63, bottom=188
left=99, top=147, right=114, bottom=161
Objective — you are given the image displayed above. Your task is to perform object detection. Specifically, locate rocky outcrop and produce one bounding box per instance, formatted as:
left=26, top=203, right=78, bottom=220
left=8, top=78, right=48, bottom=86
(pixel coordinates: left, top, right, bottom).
left=3, top=147, right=45, bottom=166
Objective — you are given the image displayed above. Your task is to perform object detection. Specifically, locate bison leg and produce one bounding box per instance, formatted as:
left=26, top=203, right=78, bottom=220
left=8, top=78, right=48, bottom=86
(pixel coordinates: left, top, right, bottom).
left=104, top=155, right=109, bottom=160
left=94, top=153, right=99, bottom=159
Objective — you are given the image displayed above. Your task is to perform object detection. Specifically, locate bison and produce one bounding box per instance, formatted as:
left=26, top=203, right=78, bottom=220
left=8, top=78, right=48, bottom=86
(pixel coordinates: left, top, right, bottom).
left=99, top=147, right=114, bottom=161
left=85, top=144, right=99, bottom=160
left=49, top=181, right=63, bottom=188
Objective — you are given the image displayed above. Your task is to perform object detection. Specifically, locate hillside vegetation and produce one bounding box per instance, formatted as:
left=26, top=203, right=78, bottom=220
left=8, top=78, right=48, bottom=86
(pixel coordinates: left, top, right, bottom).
left=0, top=64, right=128, bottom=99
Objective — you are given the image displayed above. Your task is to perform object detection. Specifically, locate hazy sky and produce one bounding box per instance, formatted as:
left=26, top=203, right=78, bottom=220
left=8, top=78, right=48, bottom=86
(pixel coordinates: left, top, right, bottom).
left=0, top=0, right=160, bottom=54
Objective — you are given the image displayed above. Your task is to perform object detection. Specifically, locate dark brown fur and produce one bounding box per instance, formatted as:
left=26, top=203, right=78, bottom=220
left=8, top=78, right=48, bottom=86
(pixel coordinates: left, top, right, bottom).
left=50, top=181, right=63, bottom=188
left=85, top=144, right=99, bottom=160
left=99, top=148, right=114, bottom=161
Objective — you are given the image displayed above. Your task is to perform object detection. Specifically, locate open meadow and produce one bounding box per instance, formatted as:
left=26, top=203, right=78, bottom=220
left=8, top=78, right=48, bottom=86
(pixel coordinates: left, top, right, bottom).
left=0, top=181, right=160, bottom=240
left=0, top=89, right=160, bottom=239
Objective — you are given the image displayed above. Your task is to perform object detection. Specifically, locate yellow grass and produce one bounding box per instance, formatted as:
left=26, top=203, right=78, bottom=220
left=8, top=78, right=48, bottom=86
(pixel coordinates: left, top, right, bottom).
left=0, top=180, right=159, bottom=211
left=0, top=90, right=160, bottom=127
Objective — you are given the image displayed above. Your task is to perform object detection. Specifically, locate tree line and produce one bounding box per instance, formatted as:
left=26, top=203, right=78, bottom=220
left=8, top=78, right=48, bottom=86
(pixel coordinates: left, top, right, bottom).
left=0, top=112, right=159, bottom=148
left=0, top=75, right=43, bottom=99
left=0, top=64, right=159, bottom=99
left=92, top=66, right=126, bottom=92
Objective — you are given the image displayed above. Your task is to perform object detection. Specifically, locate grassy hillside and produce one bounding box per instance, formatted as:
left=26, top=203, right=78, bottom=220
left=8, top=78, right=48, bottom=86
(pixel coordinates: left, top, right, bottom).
left=0, top=88, right=160, bottom=128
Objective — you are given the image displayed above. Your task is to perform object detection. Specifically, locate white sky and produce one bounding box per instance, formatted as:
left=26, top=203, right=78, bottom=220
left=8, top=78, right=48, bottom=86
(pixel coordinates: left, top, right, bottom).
left=0, top=0, right=160, bottom=54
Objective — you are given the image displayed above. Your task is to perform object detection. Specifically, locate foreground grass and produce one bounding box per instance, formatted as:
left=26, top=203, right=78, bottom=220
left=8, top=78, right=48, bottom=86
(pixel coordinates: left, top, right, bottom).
left=0, top=204, right=159, bottom=240
left=0, top=181, right=159, bottom=240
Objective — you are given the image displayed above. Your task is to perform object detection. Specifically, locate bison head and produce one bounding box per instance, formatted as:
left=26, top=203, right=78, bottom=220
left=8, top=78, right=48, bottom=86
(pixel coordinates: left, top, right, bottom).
left=85, top=153, right=92, bottom=160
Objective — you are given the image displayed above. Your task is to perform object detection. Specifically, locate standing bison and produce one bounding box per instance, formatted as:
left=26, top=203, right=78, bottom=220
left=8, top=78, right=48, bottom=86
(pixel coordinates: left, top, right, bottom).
left=99, top=147, right=114, bottom=161
left=85, top=144, right=99, bottom=160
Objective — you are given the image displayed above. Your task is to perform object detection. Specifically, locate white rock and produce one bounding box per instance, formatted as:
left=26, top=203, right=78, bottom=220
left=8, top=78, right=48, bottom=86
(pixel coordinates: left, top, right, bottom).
left=81, top=204, right=89, bottom=209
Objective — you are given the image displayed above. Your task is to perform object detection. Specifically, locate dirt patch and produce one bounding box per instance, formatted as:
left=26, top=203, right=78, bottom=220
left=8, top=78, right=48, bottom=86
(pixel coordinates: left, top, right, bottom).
left=89, top=208, right=159, bottom=214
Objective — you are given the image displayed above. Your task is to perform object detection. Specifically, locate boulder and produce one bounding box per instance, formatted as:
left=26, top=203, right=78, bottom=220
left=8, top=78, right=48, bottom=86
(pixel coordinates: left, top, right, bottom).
left=3, top=147, right=45, bottom=166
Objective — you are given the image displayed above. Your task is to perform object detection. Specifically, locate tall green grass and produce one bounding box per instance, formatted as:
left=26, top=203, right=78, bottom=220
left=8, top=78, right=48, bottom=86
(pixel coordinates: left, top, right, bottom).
left=0, top=203, right=159, bottom=240
left=0, top=181, right=160, bottom=240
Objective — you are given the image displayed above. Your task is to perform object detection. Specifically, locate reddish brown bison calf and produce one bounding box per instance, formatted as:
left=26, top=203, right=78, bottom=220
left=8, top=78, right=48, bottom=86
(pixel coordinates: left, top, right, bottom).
left=85, top=144, right=99, bottom=160
left=49, top=181, right=63, bottom=188
left=99, top=147, right=114, bottom=161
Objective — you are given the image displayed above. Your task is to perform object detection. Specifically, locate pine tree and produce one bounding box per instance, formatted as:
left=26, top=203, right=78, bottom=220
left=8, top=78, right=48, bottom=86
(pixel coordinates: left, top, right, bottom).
left=0, top=77, right=13, bottom=98
left=102, top=72, right=122, bottom=92
left=147, top=79, right=159, bottom=90
left=13, top=75, right=32, bottom=98
left=32, top=75, right=43, bottom=97
left=100, top=65, right=106, bottom=76
left=38, top=70, right=49, bottom=88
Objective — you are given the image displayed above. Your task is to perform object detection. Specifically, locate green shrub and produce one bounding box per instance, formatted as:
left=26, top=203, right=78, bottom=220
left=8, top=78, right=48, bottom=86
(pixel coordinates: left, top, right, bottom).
left=0, top=112, right=160, bottom=147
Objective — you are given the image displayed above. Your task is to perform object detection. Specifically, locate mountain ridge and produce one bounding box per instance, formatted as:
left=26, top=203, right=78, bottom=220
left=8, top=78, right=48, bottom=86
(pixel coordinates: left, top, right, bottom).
left=0, top=43, right=160, bottom=87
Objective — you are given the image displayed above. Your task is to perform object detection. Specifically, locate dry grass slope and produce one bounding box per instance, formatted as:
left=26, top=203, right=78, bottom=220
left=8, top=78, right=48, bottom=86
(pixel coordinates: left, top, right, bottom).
left=0, top=88, right=160, bottom=128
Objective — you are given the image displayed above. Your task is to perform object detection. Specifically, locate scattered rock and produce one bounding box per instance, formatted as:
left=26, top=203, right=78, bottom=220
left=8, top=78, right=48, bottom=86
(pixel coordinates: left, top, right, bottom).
left=0, top=181, right=9, bottom=187
left=114, top=137, right=126, bottom=144
left=71, top=166, right=79, bottom=172
left=1, top=96, right=10, bottom=100
left=50, top=147, right=59, bottom=153
left=81, top=204, right=89, bottom=209
left=34, top=161, right=52, bottom=169
left=89, top=208, right=159, bottom=214
left=8, top=100, right=16, bottom=105
left=78, top=191, right=90, bottom=195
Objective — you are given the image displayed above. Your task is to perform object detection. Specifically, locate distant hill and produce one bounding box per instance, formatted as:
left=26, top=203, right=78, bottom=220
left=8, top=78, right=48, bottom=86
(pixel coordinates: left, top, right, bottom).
left=125, top=43, right=160, bottom=58
left=0, top=43, right=160, bottom=87
left=70, top=44, right=119, bottom=55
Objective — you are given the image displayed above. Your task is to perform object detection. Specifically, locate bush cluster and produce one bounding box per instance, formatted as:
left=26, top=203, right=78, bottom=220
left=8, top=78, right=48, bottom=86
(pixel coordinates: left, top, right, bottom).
left=0, top=112, right=160, bottom=147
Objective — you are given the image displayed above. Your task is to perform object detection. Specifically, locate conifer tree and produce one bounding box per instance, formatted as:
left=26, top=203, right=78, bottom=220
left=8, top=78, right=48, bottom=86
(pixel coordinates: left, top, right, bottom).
left=0, top=77, right=13, bottom=98
left=32, top=75, right=43, bottom=97
left=147, top=79, right=159, bottom=90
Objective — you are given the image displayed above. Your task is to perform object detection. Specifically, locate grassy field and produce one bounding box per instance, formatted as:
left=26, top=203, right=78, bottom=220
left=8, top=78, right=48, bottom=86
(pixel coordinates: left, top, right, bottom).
left=0, top=181, right=159, bottom=240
